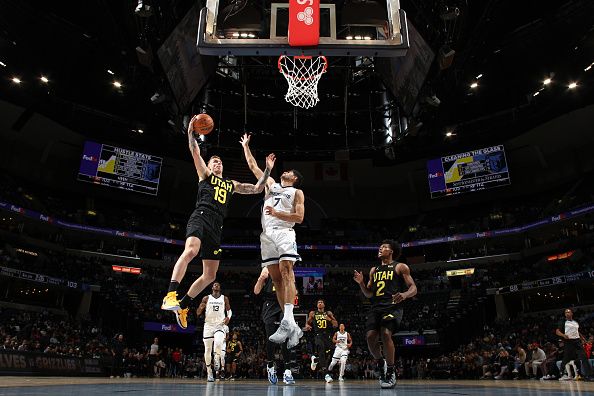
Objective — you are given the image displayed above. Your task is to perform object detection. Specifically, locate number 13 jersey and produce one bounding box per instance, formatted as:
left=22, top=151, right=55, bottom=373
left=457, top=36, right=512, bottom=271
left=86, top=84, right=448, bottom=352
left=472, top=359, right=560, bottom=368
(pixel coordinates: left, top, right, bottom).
left=262, top=183, right=296, bottom=230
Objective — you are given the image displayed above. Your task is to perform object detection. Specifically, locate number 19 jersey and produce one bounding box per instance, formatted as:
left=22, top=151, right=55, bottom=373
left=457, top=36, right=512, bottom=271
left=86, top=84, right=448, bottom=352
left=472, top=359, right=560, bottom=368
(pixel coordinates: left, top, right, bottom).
left=262, top=183, right=296, bottom=230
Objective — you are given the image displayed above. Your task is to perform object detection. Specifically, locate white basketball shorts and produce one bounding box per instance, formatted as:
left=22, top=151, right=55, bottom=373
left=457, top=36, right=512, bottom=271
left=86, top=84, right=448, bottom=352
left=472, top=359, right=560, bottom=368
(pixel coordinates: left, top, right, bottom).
left=260, top=228, right=301, bottom=267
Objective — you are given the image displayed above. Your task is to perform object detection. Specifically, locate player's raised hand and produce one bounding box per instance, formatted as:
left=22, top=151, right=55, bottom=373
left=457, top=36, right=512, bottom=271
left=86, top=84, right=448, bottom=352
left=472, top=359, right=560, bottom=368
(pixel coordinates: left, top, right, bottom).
left=304, top=324, right=312, bottom=332
left=223, top=317, right=230, bottom=325
left=265, top=153, right=276, bottom=170
left=240, top=133, right=251, bottom=147
left=353, top=270, right=364, bottom=285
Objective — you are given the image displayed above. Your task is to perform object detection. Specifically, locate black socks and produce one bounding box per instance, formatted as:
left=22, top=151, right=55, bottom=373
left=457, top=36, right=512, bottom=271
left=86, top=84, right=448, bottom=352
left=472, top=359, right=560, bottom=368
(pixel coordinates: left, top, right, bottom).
left=168, top=281, right=180, bottom=293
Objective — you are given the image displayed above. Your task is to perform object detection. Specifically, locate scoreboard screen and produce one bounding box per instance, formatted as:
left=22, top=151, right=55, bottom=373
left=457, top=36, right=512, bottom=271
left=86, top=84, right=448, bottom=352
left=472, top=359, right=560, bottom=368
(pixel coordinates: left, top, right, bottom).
left=427, top=145, right=510, bottom=198
left=78, top=141, right=162, bottom=196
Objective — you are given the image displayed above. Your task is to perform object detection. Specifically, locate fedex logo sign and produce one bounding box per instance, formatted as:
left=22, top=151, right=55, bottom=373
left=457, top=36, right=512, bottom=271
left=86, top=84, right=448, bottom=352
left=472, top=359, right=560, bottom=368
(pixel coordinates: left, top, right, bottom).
left=289, top=0, right=319, bottom=46
left=82, top=154, right=97, bottom=162
left=428, top=172, right=443, bottom=179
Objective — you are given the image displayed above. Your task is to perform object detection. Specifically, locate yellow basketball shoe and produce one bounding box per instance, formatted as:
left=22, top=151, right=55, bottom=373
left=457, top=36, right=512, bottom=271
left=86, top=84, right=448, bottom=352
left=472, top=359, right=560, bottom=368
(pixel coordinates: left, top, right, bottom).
left=161, top=291, right=180, bottom=311
left=174, top=307, right=189, bottom=329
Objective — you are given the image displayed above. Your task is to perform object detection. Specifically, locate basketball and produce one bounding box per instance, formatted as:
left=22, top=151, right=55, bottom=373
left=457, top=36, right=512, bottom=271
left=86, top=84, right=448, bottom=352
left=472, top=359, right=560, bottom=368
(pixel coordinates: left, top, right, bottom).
left=192, top=114, right=214, bottom=135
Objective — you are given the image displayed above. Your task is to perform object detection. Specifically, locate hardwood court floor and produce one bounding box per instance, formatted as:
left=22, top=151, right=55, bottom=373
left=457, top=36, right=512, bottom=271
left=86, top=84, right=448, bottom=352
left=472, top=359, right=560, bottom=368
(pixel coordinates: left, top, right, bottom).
left=0, top=377, right=592, bottom=395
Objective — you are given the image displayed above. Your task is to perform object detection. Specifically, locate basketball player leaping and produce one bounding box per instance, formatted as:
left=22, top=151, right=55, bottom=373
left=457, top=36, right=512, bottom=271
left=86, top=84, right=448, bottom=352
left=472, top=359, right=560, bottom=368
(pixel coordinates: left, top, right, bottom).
left=241, top=134, right=304, bottom=348
left=327, top=323, right=352, bottom=382
left=161, top=117, right=275, bottom=329
left=196, top=282, right=231, bottom=382
left=353, top=239, right=417, bottom=389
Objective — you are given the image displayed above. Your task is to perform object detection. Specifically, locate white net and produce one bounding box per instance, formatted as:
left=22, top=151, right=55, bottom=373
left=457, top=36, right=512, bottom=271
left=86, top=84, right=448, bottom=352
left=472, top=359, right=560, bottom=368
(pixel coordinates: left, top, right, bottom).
left=278, top=55, right=328, bottom=109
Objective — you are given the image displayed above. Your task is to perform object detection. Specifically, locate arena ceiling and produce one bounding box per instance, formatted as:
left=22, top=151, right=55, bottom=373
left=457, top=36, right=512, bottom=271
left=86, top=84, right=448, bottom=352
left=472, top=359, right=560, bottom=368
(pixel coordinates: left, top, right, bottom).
left=0, top=0, right=593, bottom=162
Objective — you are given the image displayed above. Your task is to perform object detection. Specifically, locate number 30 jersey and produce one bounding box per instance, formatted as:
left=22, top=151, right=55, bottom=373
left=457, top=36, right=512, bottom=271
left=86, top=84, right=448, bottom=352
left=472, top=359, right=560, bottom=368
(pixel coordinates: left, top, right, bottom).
left=369, top=263, right=407, bottom=307
left=196, top=174, right=234, bottom=217
left=262, top=183, right=297, bottom=230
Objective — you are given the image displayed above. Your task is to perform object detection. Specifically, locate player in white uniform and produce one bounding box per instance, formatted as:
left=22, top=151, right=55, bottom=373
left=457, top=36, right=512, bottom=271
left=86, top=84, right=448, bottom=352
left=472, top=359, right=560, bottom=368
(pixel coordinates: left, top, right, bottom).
left=241, top=134, right=305, bottom=350
left=196, top=282, right=231, bottom=382
left=326, top=324, right=353, bottom=382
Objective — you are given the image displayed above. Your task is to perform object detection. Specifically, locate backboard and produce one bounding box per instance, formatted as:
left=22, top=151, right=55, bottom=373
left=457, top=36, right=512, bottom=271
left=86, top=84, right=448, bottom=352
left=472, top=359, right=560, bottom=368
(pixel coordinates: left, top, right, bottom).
left=197, top=0, right=409, bottom=57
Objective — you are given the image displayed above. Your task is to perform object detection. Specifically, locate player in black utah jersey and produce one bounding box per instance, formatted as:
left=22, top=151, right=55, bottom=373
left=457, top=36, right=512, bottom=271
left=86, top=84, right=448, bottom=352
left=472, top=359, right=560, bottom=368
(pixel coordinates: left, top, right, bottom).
left=254, top=267, right=298, bottom=385
left=353, top=239, right=417, bottom=389
left=304, top=299, right=338, bottom=382
left=162, top=116, right=276, bottom=329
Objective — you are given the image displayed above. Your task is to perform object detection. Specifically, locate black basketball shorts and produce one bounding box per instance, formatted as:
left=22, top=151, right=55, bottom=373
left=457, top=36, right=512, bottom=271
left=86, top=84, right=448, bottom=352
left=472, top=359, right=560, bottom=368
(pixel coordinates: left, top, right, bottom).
left=365, top=305, right=403, bottom=333
left=186, top=208, right=224, bottom=260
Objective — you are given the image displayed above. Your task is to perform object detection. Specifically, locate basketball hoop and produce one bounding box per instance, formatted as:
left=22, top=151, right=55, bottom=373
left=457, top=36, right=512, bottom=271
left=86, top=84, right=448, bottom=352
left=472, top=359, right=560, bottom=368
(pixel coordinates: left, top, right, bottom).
left=278, top=55, right=328, bottom=109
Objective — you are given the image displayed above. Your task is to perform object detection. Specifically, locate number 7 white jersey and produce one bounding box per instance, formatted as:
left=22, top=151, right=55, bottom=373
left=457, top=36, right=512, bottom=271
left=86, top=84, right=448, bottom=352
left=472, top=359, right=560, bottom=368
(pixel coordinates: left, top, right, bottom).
left=262, top=183, right=297, bottom=230
left=205, top=294, right=226, bottom=325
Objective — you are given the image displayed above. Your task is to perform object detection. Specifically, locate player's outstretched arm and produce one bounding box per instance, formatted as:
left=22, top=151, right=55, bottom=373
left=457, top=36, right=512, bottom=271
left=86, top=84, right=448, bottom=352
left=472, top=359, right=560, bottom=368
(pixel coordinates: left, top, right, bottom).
left=332, top=332, right=338, bottom=344
left=240, top=133, right=271, bottom=182
left=353, top=269, right=374, bottom=299
left=393, top=263, right=418, bottom=304
left=233, top=153, right=275, bottom=194
left=187, top=116, right=210, bottom=181
left=347, top=333, right=353, bottom=349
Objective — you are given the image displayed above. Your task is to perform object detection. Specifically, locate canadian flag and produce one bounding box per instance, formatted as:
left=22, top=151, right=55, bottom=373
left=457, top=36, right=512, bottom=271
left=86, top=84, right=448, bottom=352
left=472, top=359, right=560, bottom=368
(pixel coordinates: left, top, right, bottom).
left=315, top=163, right=348, bottom=181
left=288, top=0, right=320, bottom=46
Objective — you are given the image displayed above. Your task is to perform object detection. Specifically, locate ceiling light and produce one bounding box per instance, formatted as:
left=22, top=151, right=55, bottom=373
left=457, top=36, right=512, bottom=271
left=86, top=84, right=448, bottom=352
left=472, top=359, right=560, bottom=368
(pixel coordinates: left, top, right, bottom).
left=40, top=76, right=49, bottom=83
left=533, top=91, right=540, bottom=97
left=113, top=81, right=122, bottom=88
left=107, top=69, right=115, bottom=75
left=232, top=32, right=239, bottom=37
left=248, top=33, right=255, bottom=38
left=543, top=78, right=552, bottom=85
left=355, top=35, right=362, bottom=40
left=11, top=77, right=21, bottom=84
left=346, top=36, right=353, bottom=40
left=445, top=131, right=454, bottom=137
left=363, top=36, right=372, bottom=40
left=567, top=82, right=578, bottom=89
left=476, top=74, right=483, bottom=79
left=138, top=129, right=144, bottom=134
left=470, top=82, right=478, bottom=89
left=585, top=63, right=593, bottom=72
left=240, top=33, right=248, bottom=38
left=0, top=61, right=6, bottom=67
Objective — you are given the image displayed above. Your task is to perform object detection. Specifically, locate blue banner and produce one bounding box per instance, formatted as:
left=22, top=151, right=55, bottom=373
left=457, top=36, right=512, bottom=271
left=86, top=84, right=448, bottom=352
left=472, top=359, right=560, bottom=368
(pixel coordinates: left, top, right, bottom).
left=1, top=200, right=593, bottom=251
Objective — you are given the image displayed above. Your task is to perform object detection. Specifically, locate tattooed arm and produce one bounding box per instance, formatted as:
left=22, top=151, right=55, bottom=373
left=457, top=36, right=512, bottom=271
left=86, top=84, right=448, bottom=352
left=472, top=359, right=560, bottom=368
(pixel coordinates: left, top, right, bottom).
left=232, top=153, right=275, bottom=194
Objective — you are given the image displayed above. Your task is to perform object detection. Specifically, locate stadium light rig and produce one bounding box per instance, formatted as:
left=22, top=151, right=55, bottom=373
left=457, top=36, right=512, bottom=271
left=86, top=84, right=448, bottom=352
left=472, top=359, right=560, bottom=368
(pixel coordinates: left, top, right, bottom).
left=567, top=82, right=578, bottom=89
left=11, top=77, right=21, bottom=84
left=40, top=76, right=49, bottom=83
left=543, top=78, right=552, bottom=85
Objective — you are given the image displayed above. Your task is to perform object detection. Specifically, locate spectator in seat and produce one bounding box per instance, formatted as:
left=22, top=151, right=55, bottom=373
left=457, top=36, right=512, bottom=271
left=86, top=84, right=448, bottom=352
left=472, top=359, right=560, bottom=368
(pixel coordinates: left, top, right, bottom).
left=525, top=343, right=546, bottom=379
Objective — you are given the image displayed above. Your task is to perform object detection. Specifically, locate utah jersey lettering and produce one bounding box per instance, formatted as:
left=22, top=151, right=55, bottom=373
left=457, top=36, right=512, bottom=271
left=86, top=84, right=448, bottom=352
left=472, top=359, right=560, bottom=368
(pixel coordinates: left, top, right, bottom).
left=196, top=174, right=234, bottom=217
left=370, top=263, right=407, bottom=307
left=205, top=294, right=226, bottom=324
left=313, top=311, right=330, bottom=333
left=262, top=183, right=296, bottom=229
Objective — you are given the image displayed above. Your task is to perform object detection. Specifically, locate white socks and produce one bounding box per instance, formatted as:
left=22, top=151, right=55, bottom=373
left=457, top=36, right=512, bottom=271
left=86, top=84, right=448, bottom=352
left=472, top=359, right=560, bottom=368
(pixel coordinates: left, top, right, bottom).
left=283, top=303, right=296, bottom=324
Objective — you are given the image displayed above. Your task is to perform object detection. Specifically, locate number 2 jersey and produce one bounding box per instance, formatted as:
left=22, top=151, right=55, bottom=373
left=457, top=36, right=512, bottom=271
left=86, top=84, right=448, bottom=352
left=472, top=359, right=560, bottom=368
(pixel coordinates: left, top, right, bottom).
left=369, top=262, right=408, bottom=308
left=196, top=174, right=234, bottom=218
